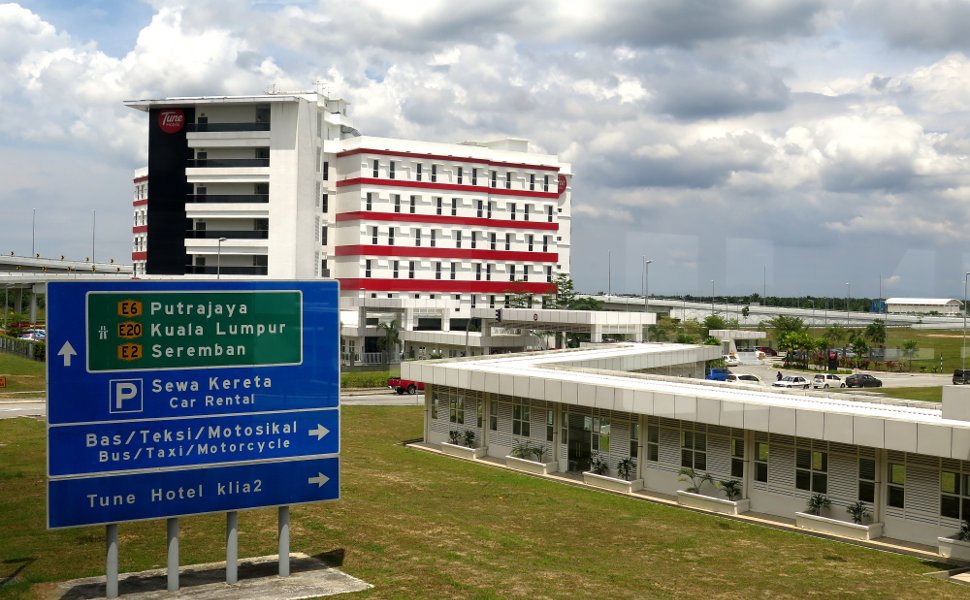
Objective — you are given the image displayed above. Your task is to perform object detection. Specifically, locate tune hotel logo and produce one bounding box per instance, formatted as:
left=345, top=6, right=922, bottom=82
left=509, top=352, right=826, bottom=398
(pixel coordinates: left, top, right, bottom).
left=157, top=109, right=185, bottom=134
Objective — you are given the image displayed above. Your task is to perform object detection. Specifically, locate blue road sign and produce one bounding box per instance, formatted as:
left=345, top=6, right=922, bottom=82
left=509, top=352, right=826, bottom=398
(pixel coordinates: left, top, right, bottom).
left=48, top=408, right=339, bottom=476
left=46, top=280, right=341, bottom=529
left=48, top=456, right=340, bottom=528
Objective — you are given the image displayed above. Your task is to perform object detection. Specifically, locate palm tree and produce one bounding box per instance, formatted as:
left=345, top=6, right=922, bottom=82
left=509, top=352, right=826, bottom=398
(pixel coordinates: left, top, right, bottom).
left=376, top=319, right=401, bottom=365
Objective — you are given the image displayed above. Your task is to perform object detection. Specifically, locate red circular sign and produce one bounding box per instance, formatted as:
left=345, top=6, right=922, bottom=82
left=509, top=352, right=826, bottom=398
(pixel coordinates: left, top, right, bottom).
left=557, top=175, right=567, bottom=195
left=158, top=109, right=185, bottom=134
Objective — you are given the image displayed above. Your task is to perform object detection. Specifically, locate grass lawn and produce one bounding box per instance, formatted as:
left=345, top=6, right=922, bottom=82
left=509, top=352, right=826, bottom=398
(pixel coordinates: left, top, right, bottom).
left=0, top=352, right=44, bottom=396
left=0, top=407, right=964, bottom=599
left=868, top=386, right=944, bottom=403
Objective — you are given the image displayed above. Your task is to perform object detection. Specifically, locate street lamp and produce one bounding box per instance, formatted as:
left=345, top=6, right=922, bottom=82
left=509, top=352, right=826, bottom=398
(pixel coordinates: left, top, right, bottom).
left=217, top=237, right=227, bottom=279
left=845, top=282, right=850, bottom=326
left=711, top=279, right=715, bottom=316
left=806, top=299, right=815, bottom=335
left=960, top=273, right=970, bottom=370
left=643, top=258, right=653, bottom=342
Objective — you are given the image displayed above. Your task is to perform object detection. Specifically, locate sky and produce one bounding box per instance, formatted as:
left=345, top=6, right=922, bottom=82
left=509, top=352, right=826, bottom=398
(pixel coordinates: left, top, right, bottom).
left=3, top=1, right=970, bottom=299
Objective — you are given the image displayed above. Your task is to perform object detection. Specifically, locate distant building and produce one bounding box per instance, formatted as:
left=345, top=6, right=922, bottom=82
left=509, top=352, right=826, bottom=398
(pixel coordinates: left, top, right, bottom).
left=885, top=298, right=962, bottom=315
left=124, top=92, right=573, bottom=363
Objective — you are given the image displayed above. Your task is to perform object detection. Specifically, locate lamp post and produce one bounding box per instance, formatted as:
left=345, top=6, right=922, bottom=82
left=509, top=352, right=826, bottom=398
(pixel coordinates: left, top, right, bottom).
left=643, top=258, right=653, bottom=342
left=217, top=237, right=227, bottom=279
left=806, top=299, right=815, bottom=335
left=710, top=279, right=715, bottom=316
left=845, top=282, right=850, bottom=326
left=960, top=272, right=970, bottom=370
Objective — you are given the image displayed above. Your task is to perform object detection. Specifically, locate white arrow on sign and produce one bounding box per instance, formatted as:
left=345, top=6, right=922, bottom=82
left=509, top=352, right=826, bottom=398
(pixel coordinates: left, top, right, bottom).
left=58, top=341, right=77, bottom=367
left=308, top=424, right=330, bottom=440
left=308, top=472, right=330, bottom=487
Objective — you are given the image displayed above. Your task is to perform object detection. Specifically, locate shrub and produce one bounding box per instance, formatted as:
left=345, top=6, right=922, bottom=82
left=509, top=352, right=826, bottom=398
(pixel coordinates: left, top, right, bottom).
left=806, top=493, right=831, bottom=516
left=617, top=458, right=636, bottom=481
left=846, top=501, right=870, bottom=524
left=589, top=453, right=609, bottom=475
left=511, top=440, right=533, bottom=459
left=678, top=467, right=716, bottom=494
left=448, top=430, right=462, bottom=445
left=720, top=479, right=742, bottom=501
left=463, top=430, right=476, bottom=448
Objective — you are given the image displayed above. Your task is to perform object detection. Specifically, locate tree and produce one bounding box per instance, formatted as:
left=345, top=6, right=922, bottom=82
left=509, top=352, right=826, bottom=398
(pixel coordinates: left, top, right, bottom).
left=850, top=337, right=870, bottom=368
left=504, top=280, right=534, bottom=308
left=376, top=319, right=401, bottom=364
left=823, top=324, right=847, bottom=349
left=550, top=273, right=575, bottom=309
left=864, top=320, right=886, bottom=346
left=570, top=296, right=604, bottom=310
left=765, top=315, right=807, bottom=338
left=902, top=339, right=919, bottom=370
left=702, top=314, right=727, bottom=335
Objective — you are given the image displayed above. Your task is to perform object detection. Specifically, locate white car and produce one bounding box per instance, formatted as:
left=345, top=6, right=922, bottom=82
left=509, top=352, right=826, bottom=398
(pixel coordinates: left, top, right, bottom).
left=812, top=374, right=845, bottom=389
left=723, top=355, right=740, bottom=367
left=725, top=373, right=762, bottom=385
left=772, top=376, right=810, bottom=389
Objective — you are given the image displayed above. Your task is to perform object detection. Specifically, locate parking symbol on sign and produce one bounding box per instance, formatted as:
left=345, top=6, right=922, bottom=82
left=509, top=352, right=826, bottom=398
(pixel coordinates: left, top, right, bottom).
left=109, top=379, right=143, bottom=414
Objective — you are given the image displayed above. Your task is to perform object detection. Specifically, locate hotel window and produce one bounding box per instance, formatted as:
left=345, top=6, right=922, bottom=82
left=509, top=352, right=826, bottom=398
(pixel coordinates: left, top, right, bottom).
left=322, top=193, right=328, bottom=213
left=490, top=170, right=497, bottom=188
left=388, top=228, right=395, bottom=246
left=321, top=227, right=328, bottom=245
left=646, top=425, right=659, bottom=461
left=529, top=174, right=535, bottom=191
left=435, top=262, right=441, bottom=280
left=547, top=206, right=553, bottom=222
left=505, top=172, right=512, bottom=189
left=456, top=231, right=462, bottom=248
left=505, top=233, right=511, bottom=251
left=416, top=163, right=422, bottom=181
left=486, top=264, right=491, bottom=281
left=489, top=400, right=498, bottom=430
left=430, top=230, right=437, bottom=247
left=487, top=201, right=493, bottom=218
left=472, top=168, right=478, bottom=185
left=859, top=458, right=876, bottom=503
left=796, top=448, right=827, bottom=494
left=591, top=416, right=610, bottom=452
left=528, top=234, right=534, bottom=251
left=547, top=410, right=555, bottom=442
left=323, top=161, right=328, bottom=180
left=941, top=471, right=970, bottom=519
left=509, top=265, right=516, bottom=281
left=523, top=267, right=529, bottom=282
left=408, top=262, right=415, bottom=279
left=451, top=198, right=458, bottom=216
left=457, top=166, right=463, bottom=184
left=372, top=159, right=379, bottom=178
left=888, top=463, right=905, bottom=508
left=431, top=164, right=437, bottom=182
left=681, top=428, right=706, bottom=470
left=410, top=195, right=417, bottom=213
left=415, top=229, right=422, bottom=247
left=543, top=175, right=549, bottom=192
left=524, top=205, right=530, bottom=221
left=450, top=396, right=464, bottom=424
left=731, top=438, right=744, bottom=478
left=754, top=442, right=769, bottom=482
left=477, top=200, right=483, bottom=218
left=476, top=264, right=482, bottom=281
left=364, top=260, right=371, bottom=278
left=393, top=194, right=401, bottom=213
left=512, top=399, right=530, bottom=437
left=371, top=226, right=378, bottom=245
left=542, top=235, right=549, bottom=252
left=366, top=192, right=373, bottom=211
left=489, top=295, right=495, bottom=308
left=490, top=233, right=496, bottom=251
left=389, top=161, right=395, bottom=179
left=392, top=261, right=399, bottom=279
left=629, top=421, right=639, bottom=458
left=510, top=203, right=516, bottom=220
left=450, top=263, right=456, bottom=280
left=471, top=232, right=477, bottom=249
left=546, top=266, right=552, bottom=283
left=436, top=197, right=443, bottom=215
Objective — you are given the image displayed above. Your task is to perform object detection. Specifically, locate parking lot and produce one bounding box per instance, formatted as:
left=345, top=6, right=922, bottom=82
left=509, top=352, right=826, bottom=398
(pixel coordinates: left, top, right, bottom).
left=724, top=358, right=951, bottom=389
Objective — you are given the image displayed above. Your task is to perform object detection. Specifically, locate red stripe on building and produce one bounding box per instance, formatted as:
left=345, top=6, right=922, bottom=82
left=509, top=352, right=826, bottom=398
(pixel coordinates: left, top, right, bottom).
left=336, top=147, right=560, bottom=172
left=131, top=251, right=147, bottom=260
left=133, top=225, right=148, bottom=233
left=334, top=245, right=558, bottom=262
left=338, top=278, right=556, bottom=294
left=133, top=176, right=148, bottom=183
left=133, top=199, right=148, bottom=206
left=334, top=211, right=559, bottom=231
left=335, top=177, right=559, bottom=199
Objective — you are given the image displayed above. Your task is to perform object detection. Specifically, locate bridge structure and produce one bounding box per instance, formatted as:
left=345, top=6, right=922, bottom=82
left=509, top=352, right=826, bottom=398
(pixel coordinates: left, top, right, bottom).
left=0, top=254, right=133, bottom=325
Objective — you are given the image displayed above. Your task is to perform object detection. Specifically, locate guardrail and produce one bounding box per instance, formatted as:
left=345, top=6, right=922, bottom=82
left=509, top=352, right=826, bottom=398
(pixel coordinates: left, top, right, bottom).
left=0, top=335, right=44, bottom=361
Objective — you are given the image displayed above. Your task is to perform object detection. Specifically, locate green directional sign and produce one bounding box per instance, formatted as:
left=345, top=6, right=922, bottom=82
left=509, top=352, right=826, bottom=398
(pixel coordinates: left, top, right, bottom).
left=86, top=290, right=303, bottom=371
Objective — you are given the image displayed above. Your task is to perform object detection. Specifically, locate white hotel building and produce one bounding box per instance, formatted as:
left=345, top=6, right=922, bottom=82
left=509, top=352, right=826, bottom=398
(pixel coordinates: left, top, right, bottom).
left=125, top=92, right=572, bottom=362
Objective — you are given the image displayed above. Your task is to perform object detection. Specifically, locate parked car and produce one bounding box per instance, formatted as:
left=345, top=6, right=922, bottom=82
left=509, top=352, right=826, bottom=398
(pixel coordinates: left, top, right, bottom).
left=756, top=346, right=779, bottom=357
left=845, top=373, right=882, bottom=388
left=954, top=369, right=970, bottom=385
left=705, top=367, right=732, bottom=381
left=387, top=377, right=425, bottom=395
left=772, top=375, right=810, bottom=389
left=725, top=373, right=762, bottom=385
left=723, top=354, right=740, bottom=367
left=812, top=374, right=845, bottom=389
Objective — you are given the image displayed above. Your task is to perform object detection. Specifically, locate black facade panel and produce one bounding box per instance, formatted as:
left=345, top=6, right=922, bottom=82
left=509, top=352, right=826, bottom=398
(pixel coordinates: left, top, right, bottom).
left=146, top=107, right=194, bottom=274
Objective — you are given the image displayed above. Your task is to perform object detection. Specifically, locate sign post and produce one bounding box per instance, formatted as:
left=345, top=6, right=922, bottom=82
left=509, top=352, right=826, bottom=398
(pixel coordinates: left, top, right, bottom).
left=46, top=280, right=340, bottom=592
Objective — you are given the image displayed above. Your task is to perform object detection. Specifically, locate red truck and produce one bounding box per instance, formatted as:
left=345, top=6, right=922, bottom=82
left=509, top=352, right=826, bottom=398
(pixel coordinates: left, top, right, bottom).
left=387, top=377, right=425, bottom=395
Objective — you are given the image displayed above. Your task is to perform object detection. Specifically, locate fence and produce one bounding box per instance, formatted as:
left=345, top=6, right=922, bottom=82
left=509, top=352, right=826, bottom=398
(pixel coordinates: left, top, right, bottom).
left=0, top=335, right=43, bottom=361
